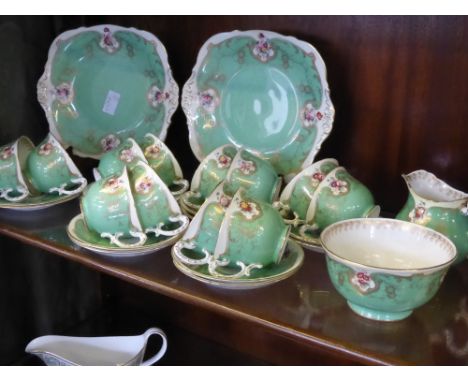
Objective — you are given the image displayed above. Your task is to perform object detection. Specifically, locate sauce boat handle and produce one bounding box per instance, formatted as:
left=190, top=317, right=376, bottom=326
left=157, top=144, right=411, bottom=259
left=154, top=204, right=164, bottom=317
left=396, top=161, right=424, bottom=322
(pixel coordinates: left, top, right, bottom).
left=141, top=328, right=168, bottom=366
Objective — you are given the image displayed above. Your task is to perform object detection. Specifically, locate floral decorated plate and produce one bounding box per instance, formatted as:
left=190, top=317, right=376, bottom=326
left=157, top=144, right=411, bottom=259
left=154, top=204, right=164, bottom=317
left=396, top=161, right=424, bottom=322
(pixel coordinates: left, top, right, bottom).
left=67, top=214, right=182, bottom=257
left=38, top=25, right=178, bottom=158
left=171, top=240, right=304, bottom=289
left=0, top=192, right=80, bottom=211
left=182, top=30, right=334, bottom=178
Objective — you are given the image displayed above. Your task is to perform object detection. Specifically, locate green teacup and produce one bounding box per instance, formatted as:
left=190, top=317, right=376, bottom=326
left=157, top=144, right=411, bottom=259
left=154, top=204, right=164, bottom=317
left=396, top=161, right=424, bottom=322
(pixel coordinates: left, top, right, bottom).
left=173, top=182, right=232, bottom=264
left=81, top=167, right=146, bottom=247
left=224, top=150, right=281, bottom=203
left=278, top=158, right=339, bottom=223
left=97, top=138, right=146, bottom=179
left=181, top=144, right=237, bottom=210
left=140, top=133, right=189, bottom=197
left=27, top=133, right=87, bottom=196
left=300, top=166, right=380, bottom=237
left=0, top=136, right=37, bottom=201
left=128, top=161, right=189, bottom=238
left=212, top=189, right=290, bottom=277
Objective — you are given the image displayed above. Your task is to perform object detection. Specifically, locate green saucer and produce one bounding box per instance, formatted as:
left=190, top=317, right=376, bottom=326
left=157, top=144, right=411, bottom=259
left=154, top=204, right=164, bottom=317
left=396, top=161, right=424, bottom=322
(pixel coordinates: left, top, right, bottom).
left=0, top=192, right=79, bottom=211
left=67, top=214, right=183, bottom=257
left=172, top=240, right=304, bottom=289
left=288, top=225, right=324, bottom=253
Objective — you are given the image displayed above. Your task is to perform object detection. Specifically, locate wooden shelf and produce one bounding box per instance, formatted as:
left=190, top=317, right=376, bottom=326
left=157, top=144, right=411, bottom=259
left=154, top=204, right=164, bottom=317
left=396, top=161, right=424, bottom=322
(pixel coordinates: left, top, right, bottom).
left=1, top=199, right=467, bottom=365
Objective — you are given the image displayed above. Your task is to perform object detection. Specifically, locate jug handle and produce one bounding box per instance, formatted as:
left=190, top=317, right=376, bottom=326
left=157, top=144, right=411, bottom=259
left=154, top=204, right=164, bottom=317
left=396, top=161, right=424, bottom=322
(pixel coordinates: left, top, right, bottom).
left=141, top=328, right=168, bottom=366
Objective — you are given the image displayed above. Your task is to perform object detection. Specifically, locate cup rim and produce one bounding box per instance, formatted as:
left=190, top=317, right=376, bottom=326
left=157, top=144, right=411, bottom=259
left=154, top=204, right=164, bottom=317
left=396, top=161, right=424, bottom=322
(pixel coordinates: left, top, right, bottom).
left=280, top=157, right=339, bottom=204
left=190, top=144, right=237, bottom=193
left=320, top=218, right=457, bottom=274
left=143, top=133, right=184, bottom=180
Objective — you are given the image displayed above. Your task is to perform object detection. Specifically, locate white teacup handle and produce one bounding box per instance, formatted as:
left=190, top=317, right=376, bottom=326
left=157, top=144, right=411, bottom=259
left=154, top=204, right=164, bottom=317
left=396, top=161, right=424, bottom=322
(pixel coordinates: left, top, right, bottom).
left=273, top=201, right=306, bottom=227
left=170, top=179, right=189, bottom=197
left=173, top=241, right=214, bottom=266
left=207, top=260, right=263, bottom=279
left=0, top=186, right=29, bottom=202
left=141, top=328, right=168, bottom=366
left=101, top=230, right=147, bottom=248
left=49, top=177, right=87, bottom=196
left=146, top=215, right=189, bottom=238
left=92, top=168, right=102, bottom=181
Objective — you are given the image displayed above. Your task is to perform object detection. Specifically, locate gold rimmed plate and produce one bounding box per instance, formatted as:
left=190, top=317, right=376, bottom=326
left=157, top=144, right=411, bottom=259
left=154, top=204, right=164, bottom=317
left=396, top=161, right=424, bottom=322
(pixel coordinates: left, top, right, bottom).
left=289, top=227, right=324, bottom=253
left=171, top=240, right=304, bottom=290
left=67, top=214, right=184, bottom=257
left=0, top=192, right=80, bottom=211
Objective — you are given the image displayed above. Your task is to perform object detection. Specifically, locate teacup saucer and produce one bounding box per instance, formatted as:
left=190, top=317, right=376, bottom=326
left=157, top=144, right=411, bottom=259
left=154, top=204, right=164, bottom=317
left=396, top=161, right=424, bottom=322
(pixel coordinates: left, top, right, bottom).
left=171, top=240, right=304, bottom=290
left=0, top=192, right=80, bottom=211
left=67, top=214, right=184, bottom=257
left=179, top=202, right=196, bottom=219
left=289, top=227, right=324, bottom=253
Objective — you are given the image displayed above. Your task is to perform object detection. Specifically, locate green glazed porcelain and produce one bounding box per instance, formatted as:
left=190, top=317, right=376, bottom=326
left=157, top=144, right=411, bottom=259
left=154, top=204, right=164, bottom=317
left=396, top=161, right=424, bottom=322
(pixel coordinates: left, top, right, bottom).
left=321, top=218, right=457, bottom=321
left=173, top=182, right=232, bottom=264
left=224, top=150, right=281, bottom=203
left=0, top=192, right=79, bottom=211
left=27, top=134, right=87, bottom=196
left=81, top=167, right=145, bottom=247
left=68, top=214, right=182, bottom=257
left=38, top=25, right=178, bottom=158
left=181, top=144, right=237, bottom=210
left=182, top=30, right=334, bottom=178
left=0, top=136, right=36, bottom=201
left=97, top=138, right=146, bottom=178
left=300, top=166, right=380, bottom=238
left=213, top=190, right=290, bottom=275
left=128, top=161, right=188, bottom=237
left=139, top=133, right=188, bottom=196
left=396, top=170, right=468, bottom=264
left=278, top=158, right=339, bottom=222
left=172, top=240, right=304, bottom=290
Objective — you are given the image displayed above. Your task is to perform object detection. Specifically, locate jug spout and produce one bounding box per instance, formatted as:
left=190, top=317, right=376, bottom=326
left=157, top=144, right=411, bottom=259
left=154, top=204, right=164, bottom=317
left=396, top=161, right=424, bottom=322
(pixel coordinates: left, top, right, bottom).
left=401, top=170, right=468, bottom=207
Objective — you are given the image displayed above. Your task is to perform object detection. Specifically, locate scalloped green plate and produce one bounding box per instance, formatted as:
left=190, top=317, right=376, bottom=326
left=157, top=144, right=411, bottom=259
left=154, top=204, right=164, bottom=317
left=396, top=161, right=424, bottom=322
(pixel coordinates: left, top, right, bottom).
left=38, top=25, right=178, bottom=158
left=182, top=30, right=334, bottom=179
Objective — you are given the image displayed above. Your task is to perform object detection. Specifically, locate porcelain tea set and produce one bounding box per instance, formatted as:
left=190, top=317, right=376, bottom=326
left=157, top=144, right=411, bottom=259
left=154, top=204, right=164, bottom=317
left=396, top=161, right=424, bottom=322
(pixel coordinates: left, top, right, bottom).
left=0, top=25, right=466, bottom=328
left=0, top=134, right=87, bottom=210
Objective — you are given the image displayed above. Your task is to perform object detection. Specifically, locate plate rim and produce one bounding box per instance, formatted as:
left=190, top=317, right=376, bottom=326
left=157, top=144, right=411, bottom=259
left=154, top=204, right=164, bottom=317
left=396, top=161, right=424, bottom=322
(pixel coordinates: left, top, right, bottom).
left=67, top=213, right=183, bottom=256
left=0, top=192, right=79, bottom=211
left=171, top=239, right=304, bottom=288
left=181, top=29, right=335, bottom=178
left=38, top=24, right=179, bottom=159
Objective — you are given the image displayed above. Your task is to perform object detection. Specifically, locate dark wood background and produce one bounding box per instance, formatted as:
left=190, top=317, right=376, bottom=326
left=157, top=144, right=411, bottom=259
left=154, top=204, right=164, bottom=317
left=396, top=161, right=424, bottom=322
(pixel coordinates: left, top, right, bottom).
left=0, top=16, right=466, bottom=365
left=0, top=16, right=466, bottom=212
